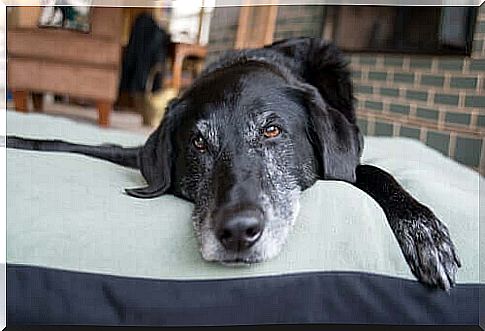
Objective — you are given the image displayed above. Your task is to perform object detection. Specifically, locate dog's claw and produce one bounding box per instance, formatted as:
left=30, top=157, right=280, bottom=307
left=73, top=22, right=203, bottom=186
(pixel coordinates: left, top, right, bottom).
left=393, top=209, right=461, bottom=291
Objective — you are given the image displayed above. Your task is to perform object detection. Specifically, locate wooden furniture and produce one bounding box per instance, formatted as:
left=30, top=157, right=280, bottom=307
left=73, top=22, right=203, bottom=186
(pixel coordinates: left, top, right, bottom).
left=235, top=1, right=278, bottom=49
left=7, top=7, right=123, bottom=127
left=131, top=42, right=207, bottom=126
left=116, top=6, right=208, bottom=126
left=165, top=42, right=207, bottom=91
left=153, top=4, right=208, bottom=92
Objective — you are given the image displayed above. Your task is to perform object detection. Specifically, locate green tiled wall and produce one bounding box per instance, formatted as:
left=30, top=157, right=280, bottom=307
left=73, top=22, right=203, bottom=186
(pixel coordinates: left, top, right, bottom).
left=351, top=4, right=485, bottom=173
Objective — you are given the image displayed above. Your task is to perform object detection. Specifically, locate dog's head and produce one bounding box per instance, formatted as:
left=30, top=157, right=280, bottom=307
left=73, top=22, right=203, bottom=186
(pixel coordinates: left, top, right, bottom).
left=126, top=38, right=362, bottom=263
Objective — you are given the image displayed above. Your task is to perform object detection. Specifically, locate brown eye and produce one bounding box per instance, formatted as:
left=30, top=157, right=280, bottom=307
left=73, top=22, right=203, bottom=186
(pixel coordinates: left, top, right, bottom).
left=263, top=125, right=281, bottom=138
left=192, top=135, right=207, bottom=152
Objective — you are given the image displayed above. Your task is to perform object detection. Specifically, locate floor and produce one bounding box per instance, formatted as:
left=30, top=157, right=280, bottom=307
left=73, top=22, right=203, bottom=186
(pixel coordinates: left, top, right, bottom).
left=8, top=98, right=155, bottom=136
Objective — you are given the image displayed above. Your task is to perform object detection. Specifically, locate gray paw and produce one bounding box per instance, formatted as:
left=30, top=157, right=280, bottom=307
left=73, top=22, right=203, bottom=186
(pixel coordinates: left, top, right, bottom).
left=393, top=209, right=461, bottom=291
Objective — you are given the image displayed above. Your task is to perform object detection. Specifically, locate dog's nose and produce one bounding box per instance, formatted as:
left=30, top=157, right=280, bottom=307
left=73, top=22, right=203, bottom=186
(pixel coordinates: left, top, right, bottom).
left=217, top=215, right=263, bottom=251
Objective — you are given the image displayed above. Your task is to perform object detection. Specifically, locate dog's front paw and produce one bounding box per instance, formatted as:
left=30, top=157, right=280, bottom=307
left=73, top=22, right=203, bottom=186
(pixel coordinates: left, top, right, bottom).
left=393, top=208, right=461, bottom=291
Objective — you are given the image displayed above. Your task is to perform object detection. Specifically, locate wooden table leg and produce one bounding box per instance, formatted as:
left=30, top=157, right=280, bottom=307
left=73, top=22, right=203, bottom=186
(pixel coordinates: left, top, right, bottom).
left=32, top=92, right=44, bottom=112
left=12, top=91, right=28, bottom=113
left=171, top=50, right=184, bottom=92
left=96, top=100, right=111, bottom=127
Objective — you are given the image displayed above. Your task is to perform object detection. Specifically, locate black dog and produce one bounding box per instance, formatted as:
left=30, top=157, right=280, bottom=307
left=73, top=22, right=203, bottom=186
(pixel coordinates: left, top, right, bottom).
left=7, top=37, right=460, bottom=290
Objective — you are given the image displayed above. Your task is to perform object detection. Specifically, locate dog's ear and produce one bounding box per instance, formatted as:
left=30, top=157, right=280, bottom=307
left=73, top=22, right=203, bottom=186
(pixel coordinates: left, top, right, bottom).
left=125, top=99, right=180, bottom=198
left=267, top=37, right=355, bottom=123
left=269, top=37, right=361, bottom=182
left=291, top=83, right=362, bottom=183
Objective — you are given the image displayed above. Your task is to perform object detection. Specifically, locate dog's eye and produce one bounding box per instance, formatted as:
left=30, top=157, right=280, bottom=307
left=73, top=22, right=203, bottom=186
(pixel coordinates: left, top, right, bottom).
left=263, top=125, right=281, bottom=138
left=192, top=135, right=207, bottom=152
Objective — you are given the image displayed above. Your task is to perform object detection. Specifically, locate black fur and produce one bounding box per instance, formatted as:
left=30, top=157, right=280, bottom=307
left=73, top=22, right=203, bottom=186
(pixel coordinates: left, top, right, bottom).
left=6, top=37, right=460, bottom=290
left=6, top=136, right=139, bottom=169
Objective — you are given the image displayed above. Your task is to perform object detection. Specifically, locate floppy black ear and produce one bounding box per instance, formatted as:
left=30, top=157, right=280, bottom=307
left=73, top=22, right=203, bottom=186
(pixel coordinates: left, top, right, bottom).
left=268, top=37, right=361, bottom=182
left=125, top=99, right=180, bottom=198
left=293, top=84, right=362, bottom=183
left=267, top=37, right=355, bottom=123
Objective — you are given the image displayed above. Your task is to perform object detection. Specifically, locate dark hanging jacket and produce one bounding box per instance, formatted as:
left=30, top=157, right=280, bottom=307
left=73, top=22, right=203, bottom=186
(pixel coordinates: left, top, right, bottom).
left=119, top=13, right=171, bottom=93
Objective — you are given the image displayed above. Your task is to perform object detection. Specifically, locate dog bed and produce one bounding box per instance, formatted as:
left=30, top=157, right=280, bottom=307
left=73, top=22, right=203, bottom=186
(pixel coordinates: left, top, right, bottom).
left=5, top=110, right=484, bottom=326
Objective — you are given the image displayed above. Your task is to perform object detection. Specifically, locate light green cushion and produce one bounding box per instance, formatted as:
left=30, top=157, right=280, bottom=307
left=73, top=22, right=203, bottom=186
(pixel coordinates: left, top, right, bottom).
left=5, top=111, right=483, bottom=283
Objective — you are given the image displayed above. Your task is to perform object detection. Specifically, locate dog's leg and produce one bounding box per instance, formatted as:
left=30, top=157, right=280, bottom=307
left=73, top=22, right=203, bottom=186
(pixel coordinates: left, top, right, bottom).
left=353, top=164, right=461, bottom=291
left=6, top=136, right=140, bottom=169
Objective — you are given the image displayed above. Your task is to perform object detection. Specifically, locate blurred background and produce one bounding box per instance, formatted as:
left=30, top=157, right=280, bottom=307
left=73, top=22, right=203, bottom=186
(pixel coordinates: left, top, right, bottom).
left=5, top=2, right=485, bottom=173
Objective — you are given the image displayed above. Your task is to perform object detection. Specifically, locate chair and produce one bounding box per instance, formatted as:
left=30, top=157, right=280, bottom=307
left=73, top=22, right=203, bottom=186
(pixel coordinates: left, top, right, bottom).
left=130, top=42, right=207, bottom=127
left=7, top=7, right=123, bottom=127
left=165, top=42, right=207, bottom=92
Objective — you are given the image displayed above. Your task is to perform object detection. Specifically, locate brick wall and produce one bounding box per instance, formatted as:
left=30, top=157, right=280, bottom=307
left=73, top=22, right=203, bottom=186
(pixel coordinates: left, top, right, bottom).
left=206, top=6, right=241, bottom=64
left=206, top=5, right=485, bottom=173
left=352, top=5, right=485, bottom=173
left=273, top=5, right=325, bottom=40
left=206, top=5, right=325, bottom=62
